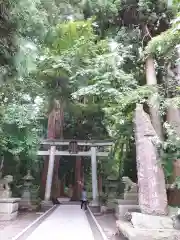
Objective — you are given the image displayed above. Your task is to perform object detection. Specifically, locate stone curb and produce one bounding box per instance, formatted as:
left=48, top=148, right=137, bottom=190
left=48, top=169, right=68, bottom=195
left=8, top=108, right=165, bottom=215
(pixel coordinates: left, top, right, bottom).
left=87, top=206, right=108, bottom=240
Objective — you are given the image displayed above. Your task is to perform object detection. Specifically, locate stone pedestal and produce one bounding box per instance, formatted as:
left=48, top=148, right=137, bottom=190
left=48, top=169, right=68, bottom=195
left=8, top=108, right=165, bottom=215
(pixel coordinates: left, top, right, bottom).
left=107, top=199, right=116, bottom=212
left=116, top=212, right=180, bottom=240
left=20, top=170, right=34, bottom=210
left=0, top=198, right=21, bottom=221
left=116, top=199, right=138, bottom=205
left=116, top=219, right=180, bottom=240
left=89, top=198, right=100, bottom=213
left=123, top=193, right=138, bottom=201
left=20, top=189, right=32, bottom=210
left=115, top=191, right=139, bottom=219
left=90, top=198, right=99, bottom=206
left=115, top=199, right=140, bottom=219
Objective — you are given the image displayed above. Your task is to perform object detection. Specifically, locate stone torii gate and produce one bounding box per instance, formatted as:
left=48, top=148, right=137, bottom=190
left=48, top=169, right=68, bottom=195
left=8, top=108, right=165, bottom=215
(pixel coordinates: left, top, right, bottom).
left=38, top=139, right=113, bottom=206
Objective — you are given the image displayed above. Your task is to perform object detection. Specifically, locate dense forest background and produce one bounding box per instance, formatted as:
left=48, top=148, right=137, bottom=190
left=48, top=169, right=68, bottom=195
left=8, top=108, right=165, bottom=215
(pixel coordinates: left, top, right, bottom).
left=0, top=0, right=180, bottom=196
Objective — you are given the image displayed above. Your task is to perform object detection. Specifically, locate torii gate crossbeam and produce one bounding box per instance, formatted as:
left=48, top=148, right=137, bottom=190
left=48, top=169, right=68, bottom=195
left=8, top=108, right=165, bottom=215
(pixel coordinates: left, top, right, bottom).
left=38, top=140, right=113, bottom=206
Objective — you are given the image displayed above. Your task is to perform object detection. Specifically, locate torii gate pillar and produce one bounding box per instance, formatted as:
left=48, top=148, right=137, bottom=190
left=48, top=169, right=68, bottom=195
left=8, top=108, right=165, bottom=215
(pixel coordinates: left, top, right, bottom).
left=45, top=146, right=56, bottom=201
left=91, top=146, right=99, bottom=206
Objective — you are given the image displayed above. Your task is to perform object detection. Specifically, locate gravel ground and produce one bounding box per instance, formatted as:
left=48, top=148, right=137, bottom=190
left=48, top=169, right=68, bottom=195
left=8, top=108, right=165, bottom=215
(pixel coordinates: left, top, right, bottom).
left=0, top=212, right=43, bottom=240
left=95, top=213, right=126, bottom=240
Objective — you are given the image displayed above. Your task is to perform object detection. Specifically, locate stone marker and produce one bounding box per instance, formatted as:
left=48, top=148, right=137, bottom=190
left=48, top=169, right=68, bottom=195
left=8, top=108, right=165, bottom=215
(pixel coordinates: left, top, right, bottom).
left=134, top=104, right=168, bottom=215
left=116, top=104, right=177, bottom=240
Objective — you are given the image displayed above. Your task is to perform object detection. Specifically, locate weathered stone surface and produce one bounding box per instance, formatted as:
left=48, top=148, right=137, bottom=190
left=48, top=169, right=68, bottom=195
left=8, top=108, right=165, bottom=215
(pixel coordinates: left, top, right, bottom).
left=0, top=212, right=17, bottom=221
left=0, top=198, right=21, bottom=221
left=172, top=215, right=180, bottom=230
left=134, top=104, right=168, bottom=215
left=131, top=212, right=174, bottom=229
left=0, top=198, right=20, bottom=203
left=115, top=204, right=140, bottom=220
left=20, top=170, right=34, bottom=209
left=115, top=199, right=137, bottom=205
left=116, top=219, right=180, bottom=240
left=168, top=206, right=180, bottom=217
left=122, top=176, right=138, bottom=194
left=100, top=205, right=108, bottom=214
left=124, top=212, right=132, bottom=221
left=0, top=201, right=19, bottom=214
left=107, top=199, right=116, bottom=211
left=171, top=208, right=180, bottom=230
left=123, top=192, right=138, bottom=201
left=0, top=175, right=13, bottom=199
left=41, top=200, right=53, bottom=211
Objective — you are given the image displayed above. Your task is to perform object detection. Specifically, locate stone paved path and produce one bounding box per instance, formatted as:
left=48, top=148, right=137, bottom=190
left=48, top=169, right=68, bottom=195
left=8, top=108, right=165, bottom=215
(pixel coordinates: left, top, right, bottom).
left=0, top=213, right=39, bottom=240
left=26, top=205, right=95, bottom=240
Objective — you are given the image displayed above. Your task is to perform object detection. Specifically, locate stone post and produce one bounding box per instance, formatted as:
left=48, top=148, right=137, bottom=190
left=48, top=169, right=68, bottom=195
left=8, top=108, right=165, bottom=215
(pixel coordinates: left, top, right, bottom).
left=91, top=146, right=98, bottom=205
left=134, top=104, right=168, bottom=215
left=45, top=146, right=56, bottom=201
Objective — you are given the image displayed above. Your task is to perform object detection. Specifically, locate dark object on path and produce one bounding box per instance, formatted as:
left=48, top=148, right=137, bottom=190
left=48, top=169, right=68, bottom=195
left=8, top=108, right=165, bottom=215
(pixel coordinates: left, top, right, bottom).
left=52, top=197, right=60, bottom=205
left=81, top=187, right=87, bottom=210
left=81, top=200, right=87, bottom=210
left=172, top=213, right=180, bottom=230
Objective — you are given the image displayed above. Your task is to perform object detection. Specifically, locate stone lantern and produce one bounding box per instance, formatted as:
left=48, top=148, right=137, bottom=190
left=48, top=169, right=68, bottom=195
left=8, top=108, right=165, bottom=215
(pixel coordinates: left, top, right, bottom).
left=20, top=170, right=34, bottom=210
left=107, top=176, right=118, bottom=197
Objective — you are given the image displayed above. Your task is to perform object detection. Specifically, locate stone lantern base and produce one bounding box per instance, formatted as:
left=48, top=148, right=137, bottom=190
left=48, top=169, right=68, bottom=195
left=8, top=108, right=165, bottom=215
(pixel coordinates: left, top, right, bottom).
left=0, top=198, right=21, bottom=221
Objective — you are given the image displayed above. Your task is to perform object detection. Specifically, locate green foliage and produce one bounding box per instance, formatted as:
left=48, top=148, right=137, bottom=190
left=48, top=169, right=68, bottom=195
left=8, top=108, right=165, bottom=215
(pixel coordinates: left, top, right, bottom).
left=146, top=14, right=180, bottom=58
left=0, top=101, right=43, bottom=156
left=52, top=20, right=94, bottom=53
left=0, top=0, right=17, bottom=82
left=0, top=0, right=179, bottom=190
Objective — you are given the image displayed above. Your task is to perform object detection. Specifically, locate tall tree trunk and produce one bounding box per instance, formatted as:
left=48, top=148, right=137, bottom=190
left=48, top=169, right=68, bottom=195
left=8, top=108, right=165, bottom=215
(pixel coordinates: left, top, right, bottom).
left=166, top=104, right=180, bottom=205
left=146, top=56, right=163, bottom=140
left=166, top=47, right=180, bottom=205
left=52, top=99, right=64, bottom=198
left=41, top=109, right=56, bottom=198
left=72, top=156, right=82, bottom=200
left=98, top=175, right=102, bottom=194
left=41, top=99, right=64, bottom=199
